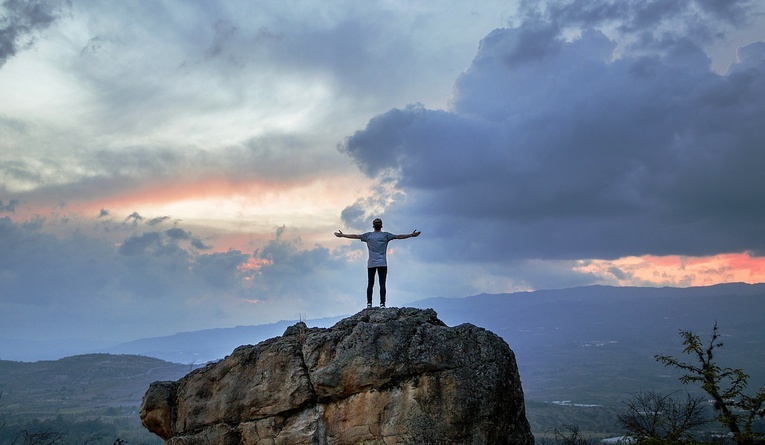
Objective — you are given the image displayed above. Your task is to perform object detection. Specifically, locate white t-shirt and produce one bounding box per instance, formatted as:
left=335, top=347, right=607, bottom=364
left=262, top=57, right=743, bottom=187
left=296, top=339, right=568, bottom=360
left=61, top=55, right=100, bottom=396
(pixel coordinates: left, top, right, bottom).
left=359, top=231, right=397, bottom=268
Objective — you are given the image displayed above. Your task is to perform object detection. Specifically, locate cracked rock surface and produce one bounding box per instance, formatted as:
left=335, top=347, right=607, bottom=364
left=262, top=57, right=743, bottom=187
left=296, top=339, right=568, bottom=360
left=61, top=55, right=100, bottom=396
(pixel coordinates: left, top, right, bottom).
left=140, top=307, right=534, bottom=445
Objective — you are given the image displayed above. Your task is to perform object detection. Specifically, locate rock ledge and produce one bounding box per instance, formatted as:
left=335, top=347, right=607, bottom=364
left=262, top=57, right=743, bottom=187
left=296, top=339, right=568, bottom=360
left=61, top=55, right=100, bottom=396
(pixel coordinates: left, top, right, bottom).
left=140, top=307, right=533, bottom=444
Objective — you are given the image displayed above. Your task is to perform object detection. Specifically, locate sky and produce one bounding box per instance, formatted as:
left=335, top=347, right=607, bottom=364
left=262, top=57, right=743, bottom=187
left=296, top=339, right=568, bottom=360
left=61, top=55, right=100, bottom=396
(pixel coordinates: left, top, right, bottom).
left=2, top=0, right=765, bottom=360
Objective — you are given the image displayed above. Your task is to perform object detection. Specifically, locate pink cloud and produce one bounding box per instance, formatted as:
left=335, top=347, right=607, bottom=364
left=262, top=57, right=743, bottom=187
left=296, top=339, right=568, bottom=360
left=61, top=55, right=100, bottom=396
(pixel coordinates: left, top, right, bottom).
left=575, top=253, right=765, bottom=287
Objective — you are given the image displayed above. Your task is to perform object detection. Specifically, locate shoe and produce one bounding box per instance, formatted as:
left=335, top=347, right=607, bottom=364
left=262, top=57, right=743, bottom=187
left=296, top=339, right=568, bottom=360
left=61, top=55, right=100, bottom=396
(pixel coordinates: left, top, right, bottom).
left=380, top=303, right=386, bottom=308
left=367, top=303, right=372, bottom=309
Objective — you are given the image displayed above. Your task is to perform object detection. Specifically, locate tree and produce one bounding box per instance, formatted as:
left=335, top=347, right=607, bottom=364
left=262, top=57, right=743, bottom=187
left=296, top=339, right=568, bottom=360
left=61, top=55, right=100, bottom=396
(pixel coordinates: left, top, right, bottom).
left=539, top=424, right=598, bottom=445
left=617, top=390, right=708, bottom=444
left=13, top=428, right=66, bottom=445
left=655, top=323, right=765, bottom=445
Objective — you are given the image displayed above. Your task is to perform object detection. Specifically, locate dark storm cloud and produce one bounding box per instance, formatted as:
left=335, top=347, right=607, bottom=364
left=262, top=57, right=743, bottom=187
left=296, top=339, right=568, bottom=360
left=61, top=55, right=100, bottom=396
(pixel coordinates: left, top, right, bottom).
left=125, top=211, right=143, bottom=225
left=165, top=227, right=191, bottom=240
left=0, top=213, right=360, bottom=345
left=0, top=0, right=65, bottom=67
left=165, top=227, right=212, bottom=250
left=147, top=216, right=171, bottom=226
left=118, top=232, right=162, bottom=256
left=518, top=0, right=752, bottom=39
left=340, top=0, right=765, bottom=262
left=340, top=201, right=367, bottom=229
left=249, top=234, right=351, bottom=306
left=112, top=231, right=238, bottom=297
left=0, top=199, right=19, bottom=212
left=192, top=249, right=250, bottom=290
left=21, top=214, right=43, bottom=230
left=0, top=215, right=245, bottom=325
left=0, top=216, right=117, bottom=305
left=191, top=238, right=212, bottom=250
left=116, top=228, right=211, bottom=260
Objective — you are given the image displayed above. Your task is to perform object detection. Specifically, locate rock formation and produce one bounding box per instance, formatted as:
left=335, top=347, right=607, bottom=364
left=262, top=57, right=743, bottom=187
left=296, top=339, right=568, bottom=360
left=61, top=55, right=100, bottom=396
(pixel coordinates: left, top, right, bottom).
left=140, top=307, right=533, bottom=444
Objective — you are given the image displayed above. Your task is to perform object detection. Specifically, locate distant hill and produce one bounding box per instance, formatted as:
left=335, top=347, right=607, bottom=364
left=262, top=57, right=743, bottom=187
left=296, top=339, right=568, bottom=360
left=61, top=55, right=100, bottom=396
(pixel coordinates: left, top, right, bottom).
left=0, top=354, right=191, bottom=419
left=410, top=283, right=765, bottom=404
left=104, top=316, right=345, bottom=364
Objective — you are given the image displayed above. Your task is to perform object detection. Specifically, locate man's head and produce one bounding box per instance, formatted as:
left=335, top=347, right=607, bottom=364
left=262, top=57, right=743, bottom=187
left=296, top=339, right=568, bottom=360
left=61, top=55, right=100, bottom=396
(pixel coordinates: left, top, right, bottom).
left=372, top=218, right=383, bottom=230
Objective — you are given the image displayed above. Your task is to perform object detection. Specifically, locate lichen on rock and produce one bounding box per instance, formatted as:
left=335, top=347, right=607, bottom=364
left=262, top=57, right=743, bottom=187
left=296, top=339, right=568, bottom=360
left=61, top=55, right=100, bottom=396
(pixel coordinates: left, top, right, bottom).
left=140, top=307, right=534, bottom=444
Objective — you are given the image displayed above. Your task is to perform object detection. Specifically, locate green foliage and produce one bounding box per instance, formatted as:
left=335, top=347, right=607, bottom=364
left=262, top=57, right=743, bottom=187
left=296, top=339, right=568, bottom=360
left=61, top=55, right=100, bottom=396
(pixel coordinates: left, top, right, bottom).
left=656, top=323, right=765, bottom=445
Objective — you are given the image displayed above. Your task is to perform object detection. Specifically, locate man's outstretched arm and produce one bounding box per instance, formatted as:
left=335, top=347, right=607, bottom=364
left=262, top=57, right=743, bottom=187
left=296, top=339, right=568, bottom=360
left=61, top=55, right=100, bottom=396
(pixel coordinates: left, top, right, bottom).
left=395, top=230, right=421, bottom=240
left=335, top=230, right=361, bottom=239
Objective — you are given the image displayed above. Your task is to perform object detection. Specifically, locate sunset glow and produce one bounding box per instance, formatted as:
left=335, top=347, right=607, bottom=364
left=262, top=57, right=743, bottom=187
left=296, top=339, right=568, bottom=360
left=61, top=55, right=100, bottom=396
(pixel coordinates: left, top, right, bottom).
left=575, top=253, right=765, bottom=288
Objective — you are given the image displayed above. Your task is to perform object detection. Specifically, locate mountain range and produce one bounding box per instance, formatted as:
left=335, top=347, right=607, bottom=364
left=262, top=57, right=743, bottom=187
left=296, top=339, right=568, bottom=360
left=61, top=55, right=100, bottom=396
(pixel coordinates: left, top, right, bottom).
left=3, top=283, right=764, bottom=408
left=97, top=282, right=765, bottom=404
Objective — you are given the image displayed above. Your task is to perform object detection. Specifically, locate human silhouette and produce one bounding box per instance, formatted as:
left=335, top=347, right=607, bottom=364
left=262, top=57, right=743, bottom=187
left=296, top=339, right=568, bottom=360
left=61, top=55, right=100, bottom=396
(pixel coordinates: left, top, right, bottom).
left=335, top=218, right=420, bottom=308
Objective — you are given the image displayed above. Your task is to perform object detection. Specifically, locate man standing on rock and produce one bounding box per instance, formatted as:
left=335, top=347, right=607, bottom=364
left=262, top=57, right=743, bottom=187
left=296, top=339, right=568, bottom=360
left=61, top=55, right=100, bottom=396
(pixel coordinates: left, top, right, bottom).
left=335, top=218, right=420, bottom=309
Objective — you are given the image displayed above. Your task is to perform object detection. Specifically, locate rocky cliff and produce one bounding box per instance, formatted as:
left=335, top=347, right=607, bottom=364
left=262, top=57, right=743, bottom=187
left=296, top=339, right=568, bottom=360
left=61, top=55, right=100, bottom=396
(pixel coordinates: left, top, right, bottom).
left=140, top=307, right=533, bottom=445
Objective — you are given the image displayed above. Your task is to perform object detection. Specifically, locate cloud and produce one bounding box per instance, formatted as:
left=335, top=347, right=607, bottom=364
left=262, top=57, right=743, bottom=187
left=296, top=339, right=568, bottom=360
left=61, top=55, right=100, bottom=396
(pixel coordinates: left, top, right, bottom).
left=0, top=214, right=196, bottom=309
left=0, top=0, right=66, bottom=67
left=573, top=252, right=765, bottom=287
left=0, top=216, right=118, bottom=308
left=339, top=175, right=404, bottom=230
left=516, top=0, right=752, bottom=43
left=147, top=216, right=171, bottom=226
left=164, top=227, right=190, bottom=240
left=165, top=227, right=212, bottom=250
left=125, top=211, right=143, bottom=225
left=247, top=234, right=361, bottom=313
left=192, top=249, right=251, bottom=290
left=0, top=213, right=364, bottom=345
left=191, top=238, right=212, bottom=251
left=0, top=130, right=349, bottom=211
left=118, top=232, right=163, bottom=256
left=0, top=199, right=19, bottom=212
left=340, top=0, right=765, bottom=262
left=0, top=0, right=517, bottom=227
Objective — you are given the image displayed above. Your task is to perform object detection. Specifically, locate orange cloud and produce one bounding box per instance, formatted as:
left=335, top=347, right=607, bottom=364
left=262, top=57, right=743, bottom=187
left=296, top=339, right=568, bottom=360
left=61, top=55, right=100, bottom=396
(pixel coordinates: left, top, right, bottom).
left=238, top=257, right=273, bottom=272
left=574, top=252, right=765, bottom=287
left=90, top=177, right=285, bottom=211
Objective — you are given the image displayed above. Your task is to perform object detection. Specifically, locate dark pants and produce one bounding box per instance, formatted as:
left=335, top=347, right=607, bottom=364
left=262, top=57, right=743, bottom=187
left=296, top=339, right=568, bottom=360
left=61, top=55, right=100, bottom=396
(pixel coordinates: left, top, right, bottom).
left=367, top=266, right=388, bottom=305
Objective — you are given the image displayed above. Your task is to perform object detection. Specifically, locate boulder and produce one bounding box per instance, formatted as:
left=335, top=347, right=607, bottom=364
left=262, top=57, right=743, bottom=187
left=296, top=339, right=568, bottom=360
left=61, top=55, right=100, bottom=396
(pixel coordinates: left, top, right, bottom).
left=140, top=307, right=533, bottom=444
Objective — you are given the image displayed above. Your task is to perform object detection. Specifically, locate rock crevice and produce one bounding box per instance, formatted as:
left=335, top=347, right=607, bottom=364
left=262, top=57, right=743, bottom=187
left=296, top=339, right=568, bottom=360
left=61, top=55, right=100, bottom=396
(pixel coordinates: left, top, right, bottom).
left=140, top=307, right=534, bottom=444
